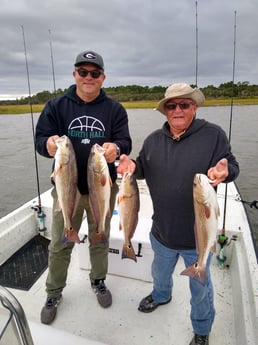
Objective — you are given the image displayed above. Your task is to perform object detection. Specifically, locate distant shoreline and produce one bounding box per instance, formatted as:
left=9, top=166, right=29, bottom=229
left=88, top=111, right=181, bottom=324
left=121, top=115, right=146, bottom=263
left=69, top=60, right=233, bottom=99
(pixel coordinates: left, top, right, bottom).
left=1, top=98, right=258, bottom=114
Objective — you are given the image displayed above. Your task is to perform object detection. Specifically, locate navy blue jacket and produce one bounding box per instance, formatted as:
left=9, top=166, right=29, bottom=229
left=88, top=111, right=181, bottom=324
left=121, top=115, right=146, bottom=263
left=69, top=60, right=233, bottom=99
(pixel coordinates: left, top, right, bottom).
left=36, top=85, right=132, bottom=194
left=135, top=118, right=239, bottom=250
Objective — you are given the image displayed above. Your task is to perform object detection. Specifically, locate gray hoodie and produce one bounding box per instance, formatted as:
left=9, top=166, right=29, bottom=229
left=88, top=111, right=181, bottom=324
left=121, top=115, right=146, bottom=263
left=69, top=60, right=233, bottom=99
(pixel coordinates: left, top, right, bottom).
left=135, top=118, right=239, bottom=250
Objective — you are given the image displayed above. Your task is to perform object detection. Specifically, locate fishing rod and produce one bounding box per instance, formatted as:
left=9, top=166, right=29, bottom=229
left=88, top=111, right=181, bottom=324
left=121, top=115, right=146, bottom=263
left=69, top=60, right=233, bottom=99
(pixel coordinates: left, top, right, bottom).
left=48, top=29, right=57, bottom=95
left=217, top=11, right=237, bottom=265
left=236, top=197, right=258, bottom=210
left=222, top=10, right=237, bottom=231
left=21, top=25, right=46, bottom=232
left=195, top=0, right=198, bottom=87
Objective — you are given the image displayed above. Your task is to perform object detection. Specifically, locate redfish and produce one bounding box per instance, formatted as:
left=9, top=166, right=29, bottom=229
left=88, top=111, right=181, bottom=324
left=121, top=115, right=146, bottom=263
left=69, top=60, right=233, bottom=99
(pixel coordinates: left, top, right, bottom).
left=52, top=135, right=80, bottom=243
left=181, top=173, right=220, bottom=284
left=118, top=172, right=140, bottom=262
left=87, top=144, right=112, bottom=244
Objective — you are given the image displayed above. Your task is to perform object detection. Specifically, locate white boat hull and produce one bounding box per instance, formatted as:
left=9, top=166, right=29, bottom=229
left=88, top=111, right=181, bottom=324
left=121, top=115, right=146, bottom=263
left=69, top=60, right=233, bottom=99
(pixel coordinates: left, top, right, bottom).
left=0, top=181, right=257, bottom=345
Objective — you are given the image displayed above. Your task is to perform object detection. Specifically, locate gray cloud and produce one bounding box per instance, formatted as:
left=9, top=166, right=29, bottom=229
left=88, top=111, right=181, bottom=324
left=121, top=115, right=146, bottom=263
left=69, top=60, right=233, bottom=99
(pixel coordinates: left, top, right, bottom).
left=1, top=0, right=257, bottom=99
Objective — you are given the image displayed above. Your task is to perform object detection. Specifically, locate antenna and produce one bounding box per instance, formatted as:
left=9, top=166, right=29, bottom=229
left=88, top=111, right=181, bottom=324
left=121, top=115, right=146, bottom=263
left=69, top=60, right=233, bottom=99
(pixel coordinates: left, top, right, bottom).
left=217, top=11, right=237, bottom=266
left=228, top=10, right=237, bottom=144
left=21, top=25, right=41, bottom=206
left=221, top=10, right=237, bottom=233
left=21, top=25, right=46, bottom=231
left=48, top=29, right=56, bottom=94
left=195, top=0, right=198, bottom=86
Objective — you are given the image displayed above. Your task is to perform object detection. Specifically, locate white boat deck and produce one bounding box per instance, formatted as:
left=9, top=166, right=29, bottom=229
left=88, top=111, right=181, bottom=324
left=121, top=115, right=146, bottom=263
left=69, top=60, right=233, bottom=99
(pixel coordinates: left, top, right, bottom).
left=1, top=181, right=258, bottom=345
left=10, top=248, right=234, bottom=345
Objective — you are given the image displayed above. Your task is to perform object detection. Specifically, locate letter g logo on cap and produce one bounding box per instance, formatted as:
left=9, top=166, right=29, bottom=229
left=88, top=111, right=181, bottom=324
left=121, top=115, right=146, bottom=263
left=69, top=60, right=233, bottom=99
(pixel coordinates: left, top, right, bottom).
left=84, top=52, right=96, bottom=60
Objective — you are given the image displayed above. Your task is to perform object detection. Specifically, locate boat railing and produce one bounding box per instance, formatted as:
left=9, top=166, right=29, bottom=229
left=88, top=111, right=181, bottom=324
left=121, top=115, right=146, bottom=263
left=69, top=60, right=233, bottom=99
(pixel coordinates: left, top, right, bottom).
left=0, top=285, right=34, bottom=345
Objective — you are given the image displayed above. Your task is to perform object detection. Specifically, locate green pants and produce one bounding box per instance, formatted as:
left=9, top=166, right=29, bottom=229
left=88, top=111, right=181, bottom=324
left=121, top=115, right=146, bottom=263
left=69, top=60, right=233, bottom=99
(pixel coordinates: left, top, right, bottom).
left=45, top=182, right=119, bottom=298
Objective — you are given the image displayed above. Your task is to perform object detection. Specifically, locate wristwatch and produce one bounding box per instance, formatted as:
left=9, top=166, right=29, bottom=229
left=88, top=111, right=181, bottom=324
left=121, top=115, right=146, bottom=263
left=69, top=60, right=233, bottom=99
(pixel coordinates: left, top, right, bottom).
left=115, top=144, right=120, bottom=158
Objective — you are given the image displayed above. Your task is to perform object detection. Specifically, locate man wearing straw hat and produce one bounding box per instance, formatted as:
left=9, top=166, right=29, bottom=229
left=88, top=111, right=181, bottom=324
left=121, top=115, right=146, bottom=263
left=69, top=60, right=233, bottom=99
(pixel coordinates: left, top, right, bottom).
left=117, top=82, right=239, bottom=345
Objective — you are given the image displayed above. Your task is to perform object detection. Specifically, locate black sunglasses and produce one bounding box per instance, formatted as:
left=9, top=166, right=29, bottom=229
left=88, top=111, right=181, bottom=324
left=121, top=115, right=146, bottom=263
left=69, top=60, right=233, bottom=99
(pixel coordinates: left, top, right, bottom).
left=75, top=68, right=103, bottom=79
left=165, top=101, right=194, bottom=110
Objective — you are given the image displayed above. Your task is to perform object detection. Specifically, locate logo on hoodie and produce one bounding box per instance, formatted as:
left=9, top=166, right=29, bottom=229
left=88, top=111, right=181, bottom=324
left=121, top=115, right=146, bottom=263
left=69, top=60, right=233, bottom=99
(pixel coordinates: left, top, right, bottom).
left=67, top=115, right=105, bottom=143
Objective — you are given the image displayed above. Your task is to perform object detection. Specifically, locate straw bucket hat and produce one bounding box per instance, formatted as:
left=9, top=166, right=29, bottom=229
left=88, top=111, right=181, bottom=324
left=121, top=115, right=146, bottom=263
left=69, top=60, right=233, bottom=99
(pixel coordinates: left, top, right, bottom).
left=156, top=83, right=205, bottom=115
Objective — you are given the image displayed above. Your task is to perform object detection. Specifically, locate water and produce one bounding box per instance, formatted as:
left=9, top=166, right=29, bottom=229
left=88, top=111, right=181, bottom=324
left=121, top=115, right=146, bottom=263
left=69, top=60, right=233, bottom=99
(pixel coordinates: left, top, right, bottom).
left=0, top=106, right=257, bottom=247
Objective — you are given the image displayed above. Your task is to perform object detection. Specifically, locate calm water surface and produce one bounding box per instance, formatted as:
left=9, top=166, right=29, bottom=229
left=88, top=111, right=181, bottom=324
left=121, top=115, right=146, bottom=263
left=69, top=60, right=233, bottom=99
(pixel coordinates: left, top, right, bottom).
left=0, top=106, right=257, bottom=247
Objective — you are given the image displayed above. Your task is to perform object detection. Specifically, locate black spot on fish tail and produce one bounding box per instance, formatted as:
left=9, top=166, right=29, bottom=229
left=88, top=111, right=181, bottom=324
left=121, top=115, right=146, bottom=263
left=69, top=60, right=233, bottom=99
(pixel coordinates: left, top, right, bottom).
left=61, top=228, right=80, bottom=244
left=122, top=244, right=137, bottom=262
left=180, top=263, right=206, bottom=285
left=91, top=231, right=107, bottom=245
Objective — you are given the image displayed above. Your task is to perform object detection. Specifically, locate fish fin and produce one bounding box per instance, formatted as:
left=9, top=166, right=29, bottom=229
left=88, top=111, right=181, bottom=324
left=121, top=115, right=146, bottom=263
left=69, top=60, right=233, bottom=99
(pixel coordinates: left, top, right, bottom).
left=55, top=165, right=63, bottom=175
left=122, top=243, right=137, bottom=262
left=91, top=231, right=107, bottom=245
left=100, top=174, right=107, bottom=186
left=61, top=227, right=80, bottom=244
left=88, top=197, right=97, bottom=223
left=194, top=223, right=200, bottom=254
left=72, top=188, right=81, bottom=218
left=51, top=164, right=63, bottom=182
left=117, top=195, right=125, bottom=204
left=204, top=205, right=211, bottom=218
left=180, top=263, right=206, bottom=285
left=50, top=169, right=58, bottom=182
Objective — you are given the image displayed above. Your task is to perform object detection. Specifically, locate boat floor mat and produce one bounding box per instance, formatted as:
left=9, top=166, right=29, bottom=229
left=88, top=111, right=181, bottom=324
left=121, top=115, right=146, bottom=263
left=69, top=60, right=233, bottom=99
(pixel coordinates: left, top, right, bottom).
left=0, top=234, right=50, bottom=291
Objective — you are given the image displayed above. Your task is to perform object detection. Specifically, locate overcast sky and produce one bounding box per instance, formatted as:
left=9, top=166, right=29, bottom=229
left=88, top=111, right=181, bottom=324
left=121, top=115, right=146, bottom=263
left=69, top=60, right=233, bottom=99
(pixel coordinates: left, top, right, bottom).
left=0, top=0, right=257, bottom=100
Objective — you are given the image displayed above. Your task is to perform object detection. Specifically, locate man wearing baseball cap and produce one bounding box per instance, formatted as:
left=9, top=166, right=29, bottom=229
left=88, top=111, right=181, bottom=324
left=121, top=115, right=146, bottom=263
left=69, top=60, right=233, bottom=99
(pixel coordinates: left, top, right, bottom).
left=36, top=50, right=132, bottom=324
left=74, top=50, right=104, bottom=69
left=117, top=82, right=239, bottom=345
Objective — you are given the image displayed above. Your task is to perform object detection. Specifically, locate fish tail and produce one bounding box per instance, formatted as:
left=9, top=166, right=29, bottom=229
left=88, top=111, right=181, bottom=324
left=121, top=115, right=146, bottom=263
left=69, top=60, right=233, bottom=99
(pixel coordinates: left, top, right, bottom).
left=122, top=243, right=137, bottom=262
left=91, top=231, right=107, bottom=245
left=180, top=263, right=206, bottom=285
left=61, top=227, right=80, bottom=244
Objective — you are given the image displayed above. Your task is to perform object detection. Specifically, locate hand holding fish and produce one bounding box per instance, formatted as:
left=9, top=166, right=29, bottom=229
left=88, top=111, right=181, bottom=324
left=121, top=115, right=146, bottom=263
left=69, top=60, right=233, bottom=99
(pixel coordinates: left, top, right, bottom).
left=102, top=142, right=118, bottom=163
left=207, top=158, right=229, bottom=187
left=117, top=154, right=136, bottom=175
left=46, top=135, right=60, bottom=157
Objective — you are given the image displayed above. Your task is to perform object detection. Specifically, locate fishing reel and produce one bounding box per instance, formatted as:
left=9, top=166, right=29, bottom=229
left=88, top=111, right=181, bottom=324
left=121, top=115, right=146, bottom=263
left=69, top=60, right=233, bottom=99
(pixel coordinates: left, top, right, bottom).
left=31, top=204, right=47, bottom=232
left=216, top=234, right=238, bottom=268
left=216, top=234, right=228, bottom=267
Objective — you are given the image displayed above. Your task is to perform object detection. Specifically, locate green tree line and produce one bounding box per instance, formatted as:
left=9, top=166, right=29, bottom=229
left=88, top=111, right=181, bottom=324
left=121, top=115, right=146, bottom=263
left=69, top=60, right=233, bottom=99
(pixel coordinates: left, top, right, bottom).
left=1, top=81, right=258, bottom=105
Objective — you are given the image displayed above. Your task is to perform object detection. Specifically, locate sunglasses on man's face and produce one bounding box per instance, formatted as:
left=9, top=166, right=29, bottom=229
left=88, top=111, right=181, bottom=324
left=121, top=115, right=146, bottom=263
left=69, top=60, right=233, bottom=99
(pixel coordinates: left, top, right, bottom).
left=164, top=101, right=194, bottom=110
left=75, top=68, right=103, bottom=78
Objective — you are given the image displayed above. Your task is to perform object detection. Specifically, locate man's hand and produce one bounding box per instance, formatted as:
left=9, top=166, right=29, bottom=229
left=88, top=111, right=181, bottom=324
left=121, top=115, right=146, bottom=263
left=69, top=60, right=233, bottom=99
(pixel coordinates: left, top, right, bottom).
left=207, top=158, right=229, bottom=187
left=102, top=142, right=118, bottom=163
left=46, top=135, right=60, bottom=157
left=117, top=154, right=136, bottom=174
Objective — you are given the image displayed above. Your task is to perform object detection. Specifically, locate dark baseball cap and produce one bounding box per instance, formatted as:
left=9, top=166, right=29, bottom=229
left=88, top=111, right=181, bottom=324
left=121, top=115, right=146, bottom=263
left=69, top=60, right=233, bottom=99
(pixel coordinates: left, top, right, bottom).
left=74, top=51, right=104, bottom=70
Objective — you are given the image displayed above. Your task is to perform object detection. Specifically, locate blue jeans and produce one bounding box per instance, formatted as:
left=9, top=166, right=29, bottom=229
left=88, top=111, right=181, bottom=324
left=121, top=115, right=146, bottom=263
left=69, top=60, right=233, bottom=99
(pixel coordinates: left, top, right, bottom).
left=150, top=232, right=215, bottom=336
